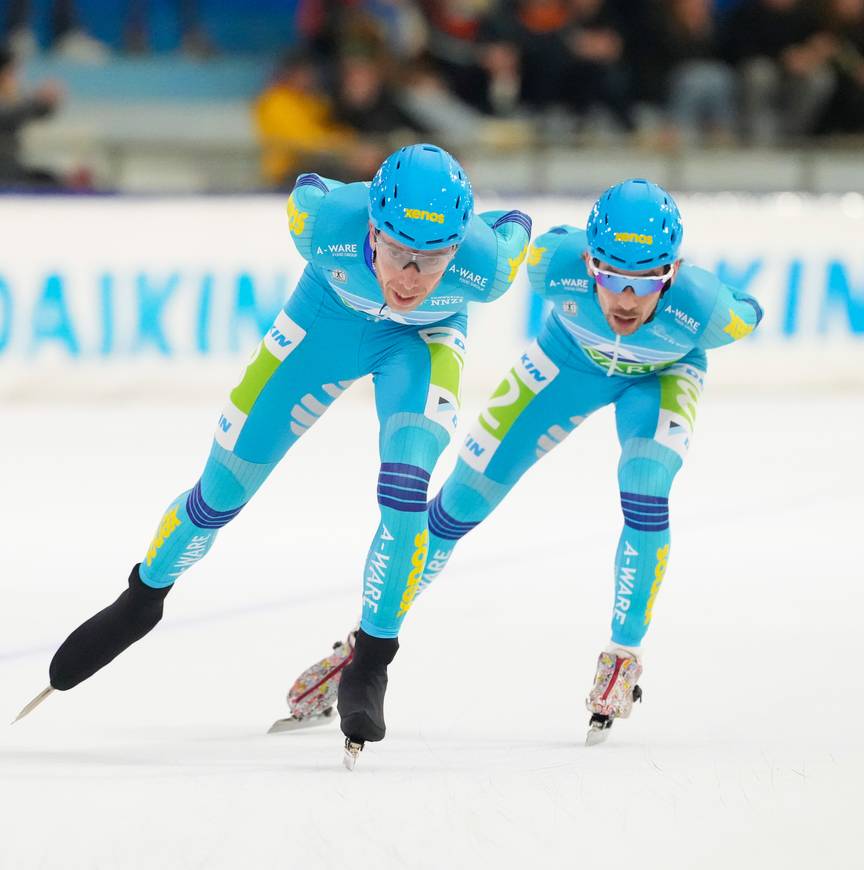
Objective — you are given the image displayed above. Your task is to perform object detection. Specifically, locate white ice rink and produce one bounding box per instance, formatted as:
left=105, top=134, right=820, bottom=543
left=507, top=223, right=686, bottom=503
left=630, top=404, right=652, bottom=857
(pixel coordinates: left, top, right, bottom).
left=1, top=388, right=861, bottom=870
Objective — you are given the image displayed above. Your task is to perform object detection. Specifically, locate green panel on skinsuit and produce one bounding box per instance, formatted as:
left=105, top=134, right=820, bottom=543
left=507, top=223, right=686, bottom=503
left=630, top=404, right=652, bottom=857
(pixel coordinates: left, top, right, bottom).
left=477, top=369, right=536, bottom=442
left=582, top=346, right=676, bottom=377
left=658, top=370, right=701, bottom=430
left=229, top=343, right=281, bottom=415
left=427, top=341, right=464, bottom=399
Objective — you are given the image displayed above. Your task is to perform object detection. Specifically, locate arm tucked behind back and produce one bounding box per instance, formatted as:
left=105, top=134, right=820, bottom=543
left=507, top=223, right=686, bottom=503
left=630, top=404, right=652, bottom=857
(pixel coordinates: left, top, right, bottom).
left=286, top=174, right=345, bottom=262
left=699, top=281, right=764, bottom=349
left=477, top=209, right=532, bottom=304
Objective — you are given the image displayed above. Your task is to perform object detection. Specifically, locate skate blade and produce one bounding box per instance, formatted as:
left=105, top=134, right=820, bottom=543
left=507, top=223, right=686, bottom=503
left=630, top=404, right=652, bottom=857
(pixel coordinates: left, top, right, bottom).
left=12, top=686, right=54, bottom=724
left=343, top=738, right=364, bottom=771
left=268, top=708, right=335, bottom=734
left=585, top=725, right=611, bottom=746
left=585, top=713, right=613, bottom=747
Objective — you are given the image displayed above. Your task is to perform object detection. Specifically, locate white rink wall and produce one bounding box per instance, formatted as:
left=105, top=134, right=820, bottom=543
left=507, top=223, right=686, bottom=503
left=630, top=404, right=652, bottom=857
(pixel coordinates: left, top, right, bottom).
left=1, top=193, right=864, bottom=400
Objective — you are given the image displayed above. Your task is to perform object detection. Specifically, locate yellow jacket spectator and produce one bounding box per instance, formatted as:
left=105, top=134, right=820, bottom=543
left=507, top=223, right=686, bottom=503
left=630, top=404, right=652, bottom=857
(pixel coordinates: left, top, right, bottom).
left=254, top=52, right=356, bottom=186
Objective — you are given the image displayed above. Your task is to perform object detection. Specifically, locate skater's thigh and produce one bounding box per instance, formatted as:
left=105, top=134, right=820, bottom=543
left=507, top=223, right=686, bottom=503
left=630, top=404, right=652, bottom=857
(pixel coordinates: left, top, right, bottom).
left=614, top=354, right=706, bottom=462
left=371, top=314, right=467, bottom=459
left=456, top=335, right=614, bottom=488
left=216, top=271, right=365, bottom=465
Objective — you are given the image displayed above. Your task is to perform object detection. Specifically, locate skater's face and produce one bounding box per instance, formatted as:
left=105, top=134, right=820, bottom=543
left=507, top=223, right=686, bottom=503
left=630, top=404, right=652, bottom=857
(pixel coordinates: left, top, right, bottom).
left=585, top=252, right=679, bottom=336
left=371, top=226, right=457, bottom=312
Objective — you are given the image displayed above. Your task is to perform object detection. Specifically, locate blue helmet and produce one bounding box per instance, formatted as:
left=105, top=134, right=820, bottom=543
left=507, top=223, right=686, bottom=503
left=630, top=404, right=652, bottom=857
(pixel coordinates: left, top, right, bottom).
left=369, top=144, right=474, bottom=250
left=586, top=179, right=683, bottom=271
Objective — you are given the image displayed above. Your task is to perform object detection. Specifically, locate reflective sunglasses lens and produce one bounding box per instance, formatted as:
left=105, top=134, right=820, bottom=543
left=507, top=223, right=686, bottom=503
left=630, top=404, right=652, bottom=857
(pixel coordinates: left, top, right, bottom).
left=593, top=270, right=631, bottom=293
left=595, top=270, right=668, bottom=296
left=632, top=276, right=668, bottom=296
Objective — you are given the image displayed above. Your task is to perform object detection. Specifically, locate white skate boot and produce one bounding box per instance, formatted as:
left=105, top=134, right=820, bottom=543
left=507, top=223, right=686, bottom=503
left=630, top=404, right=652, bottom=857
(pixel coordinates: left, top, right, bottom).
left=585, top=649, right=643, bottom=745
left=268, top=630, right=356, bottom=733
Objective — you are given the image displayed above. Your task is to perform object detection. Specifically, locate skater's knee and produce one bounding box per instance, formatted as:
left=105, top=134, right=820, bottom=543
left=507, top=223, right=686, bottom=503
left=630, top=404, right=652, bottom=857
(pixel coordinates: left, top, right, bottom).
left=376, top=459, right=431, bottom=515
left=140, top=449, right=273, bottom=587
left=617, top=437, right=682, bottom=498
left=379, top=412, right=449, bottom=468
left=190, top=445, right=278, bottom=529
left=197, top=466, right=244, bottom=516
left=427, top=490, right=478, bottom=542
left=428, top=463, right=509, bottom=540
left=187, top=483, right=238, bottom=534
left=375, top=414, right=449, bottom=515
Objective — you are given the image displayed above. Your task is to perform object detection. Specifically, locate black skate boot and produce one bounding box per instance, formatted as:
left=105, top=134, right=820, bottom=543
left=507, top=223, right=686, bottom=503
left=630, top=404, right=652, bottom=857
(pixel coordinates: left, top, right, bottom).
left=337, top=629, right=398, bottom=768
left=49, top=563, right=171, bottom=690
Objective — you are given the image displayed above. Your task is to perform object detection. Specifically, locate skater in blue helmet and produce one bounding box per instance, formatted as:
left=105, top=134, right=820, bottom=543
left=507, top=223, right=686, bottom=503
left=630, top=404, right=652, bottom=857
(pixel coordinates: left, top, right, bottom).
left=286, top=178, right=762, bottom=745
left=18, top=144, right=532, bottom=767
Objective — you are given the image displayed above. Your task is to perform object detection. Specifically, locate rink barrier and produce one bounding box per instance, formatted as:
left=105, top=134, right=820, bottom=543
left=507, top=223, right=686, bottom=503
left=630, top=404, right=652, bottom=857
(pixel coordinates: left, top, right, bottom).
left=1, top=193, right=863, bottom=395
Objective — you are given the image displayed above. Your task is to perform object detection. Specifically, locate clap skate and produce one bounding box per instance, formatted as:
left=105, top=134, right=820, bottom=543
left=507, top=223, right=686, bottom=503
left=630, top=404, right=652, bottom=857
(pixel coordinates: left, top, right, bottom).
left=585, top=649, right=643, bottom=746
left=337, top=629, right=398, bottom=769
left=268, top=630, right=355, bottom=734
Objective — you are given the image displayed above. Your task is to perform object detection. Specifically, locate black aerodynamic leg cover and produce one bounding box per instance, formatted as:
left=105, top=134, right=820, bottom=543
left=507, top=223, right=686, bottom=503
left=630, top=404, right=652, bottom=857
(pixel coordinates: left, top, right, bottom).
left=49, top=564, right=171, bottom=691
left=337, top=629, right=399, bottom=743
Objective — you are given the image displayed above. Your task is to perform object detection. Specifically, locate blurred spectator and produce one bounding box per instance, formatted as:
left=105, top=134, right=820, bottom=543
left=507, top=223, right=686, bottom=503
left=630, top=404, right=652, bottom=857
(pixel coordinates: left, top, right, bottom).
left=397, top=55, right=491, bottom=139
left=359, top=0, right=428, bottom=59
left=815, top=0, right=864, bottom=134
left=297, top=0, right=343, bottom=57
left=563, top=0, right=632, bottom=128
left=332, top=50, right=424, bottom=134
left=723, top=0, right=834, bottom=144
left=254, top=50, right=383, bottom=188
left=481, top=0, right=572, bottom=113
left=477, top=0, right=632, bottom=128
left=641, top=0, right=737, bottom=146
left=6, top=0, right=109, bottom=60
left=124, top=0, right=214, bottom=56
left=298, top=0, right=426, bottom=63
left=421, top=0, right=518, bottom=115
left=0, top=45, right=65, bottom=189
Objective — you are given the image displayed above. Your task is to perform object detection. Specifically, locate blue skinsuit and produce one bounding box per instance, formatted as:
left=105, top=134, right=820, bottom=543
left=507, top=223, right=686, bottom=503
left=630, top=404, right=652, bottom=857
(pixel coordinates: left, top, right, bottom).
left=420, top=225, right=763, bottom=647
left=139, top=174, right=532, bottom=639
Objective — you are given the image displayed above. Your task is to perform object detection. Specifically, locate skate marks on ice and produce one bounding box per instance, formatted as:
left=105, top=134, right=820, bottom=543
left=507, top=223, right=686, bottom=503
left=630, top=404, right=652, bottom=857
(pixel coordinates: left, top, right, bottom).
left=1, top=399, right=863, bottom=866
left=0, top=725, right=856, bottom=870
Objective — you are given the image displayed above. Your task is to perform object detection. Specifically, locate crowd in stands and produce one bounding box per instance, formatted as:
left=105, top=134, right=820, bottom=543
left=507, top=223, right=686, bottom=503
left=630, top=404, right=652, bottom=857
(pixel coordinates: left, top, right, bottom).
left=1, top=1, right=864, bottom=190
left=0, top=43, right=68, bottom=189
left=0, top=1, right=237, bottom=58
left=256, top=0, right=864, bottom=186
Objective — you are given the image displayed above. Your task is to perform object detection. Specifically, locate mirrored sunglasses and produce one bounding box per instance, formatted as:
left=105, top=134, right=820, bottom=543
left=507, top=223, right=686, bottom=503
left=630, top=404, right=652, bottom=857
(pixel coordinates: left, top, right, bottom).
left=588, top=260, right=675, bottom=297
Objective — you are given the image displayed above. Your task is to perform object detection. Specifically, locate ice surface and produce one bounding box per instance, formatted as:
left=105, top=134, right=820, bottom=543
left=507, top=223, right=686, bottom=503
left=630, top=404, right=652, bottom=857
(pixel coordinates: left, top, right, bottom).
left=1, top=391, right=861, bottom=870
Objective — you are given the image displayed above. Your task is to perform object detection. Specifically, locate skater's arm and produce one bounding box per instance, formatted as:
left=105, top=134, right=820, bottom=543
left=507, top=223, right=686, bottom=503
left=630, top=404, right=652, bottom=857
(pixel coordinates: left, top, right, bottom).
left=286, top=173, right=345, bottom=261
left=468, top=208, right=533, bottom=304
left=526, top=225, right=588, bottom=300
left=698, top=275, right=764, bottom=349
